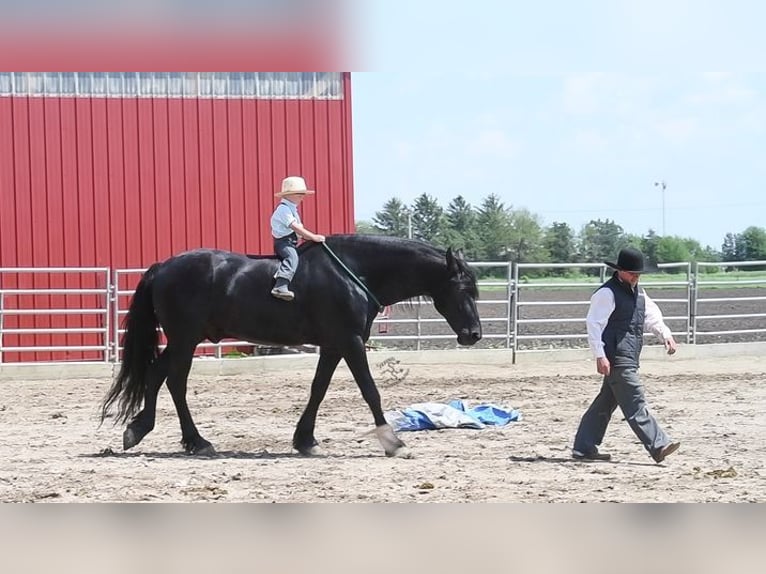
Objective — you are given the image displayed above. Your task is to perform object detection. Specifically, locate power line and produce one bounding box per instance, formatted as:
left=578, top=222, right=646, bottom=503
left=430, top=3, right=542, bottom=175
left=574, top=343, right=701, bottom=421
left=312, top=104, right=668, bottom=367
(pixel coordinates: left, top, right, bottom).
left=537, top=201, right=765, bottom=215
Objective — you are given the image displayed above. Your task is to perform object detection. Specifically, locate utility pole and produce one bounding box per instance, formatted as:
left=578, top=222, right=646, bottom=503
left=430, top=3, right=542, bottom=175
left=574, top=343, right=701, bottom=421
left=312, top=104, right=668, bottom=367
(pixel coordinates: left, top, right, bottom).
left=404, top=207, right=413, bottom=239
left=654, top=180, right=667, bottom=236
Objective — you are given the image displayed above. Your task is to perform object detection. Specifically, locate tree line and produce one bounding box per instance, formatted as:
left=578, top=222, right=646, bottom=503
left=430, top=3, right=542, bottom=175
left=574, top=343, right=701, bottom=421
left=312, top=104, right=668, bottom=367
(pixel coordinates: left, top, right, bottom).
left=355, top=193, right=766, bottom=271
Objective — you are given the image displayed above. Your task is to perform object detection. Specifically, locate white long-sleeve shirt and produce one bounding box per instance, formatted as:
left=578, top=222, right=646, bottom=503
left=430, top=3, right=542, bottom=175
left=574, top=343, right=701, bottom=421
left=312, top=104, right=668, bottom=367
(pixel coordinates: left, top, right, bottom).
left=586, top=285, right=673, bottom=359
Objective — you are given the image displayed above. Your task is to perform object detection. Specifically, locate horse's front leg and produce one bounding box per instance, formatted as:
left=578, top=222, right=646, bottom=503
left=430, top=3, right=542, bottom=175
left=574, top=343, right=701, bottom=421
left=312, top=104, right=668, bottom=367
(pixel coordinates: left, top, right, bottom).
left=293, top=349, right=342, bottom=455
left=343, top=336, right=409, bottom=458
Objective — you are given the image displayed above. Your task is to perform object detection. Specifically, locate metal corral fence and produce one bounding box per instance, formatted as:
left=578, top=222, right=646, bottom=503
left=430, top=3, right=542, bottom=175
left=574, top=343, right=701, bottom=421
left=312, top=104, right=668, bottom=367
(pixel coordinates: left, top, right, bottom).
left=694, top=260, right=766, bottom=343
left=1, top=261, right=765, bottom=364
left=510, top=261, right=693, bottom=352
left=0, top=267, right=111, bottom=363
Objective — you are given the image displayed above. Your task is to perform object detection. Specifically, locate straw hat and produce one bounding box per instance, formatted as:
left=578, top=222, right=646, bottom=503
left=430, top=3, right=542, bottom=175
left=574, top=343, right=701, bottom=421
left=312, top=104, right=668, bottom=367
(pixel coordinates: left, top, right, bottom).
left=276, top=176, right=315, bottom=197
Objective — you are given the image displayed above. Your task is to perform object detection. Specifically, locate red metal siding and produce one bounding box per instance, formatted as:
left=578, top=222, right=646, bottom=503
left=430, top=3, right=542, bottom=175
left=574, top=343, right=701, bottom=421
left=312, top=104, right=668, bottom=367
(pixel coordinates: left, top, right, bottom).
left=61, top=98, right=82, bottom=355
left=0, top=73, right=354, bottom=362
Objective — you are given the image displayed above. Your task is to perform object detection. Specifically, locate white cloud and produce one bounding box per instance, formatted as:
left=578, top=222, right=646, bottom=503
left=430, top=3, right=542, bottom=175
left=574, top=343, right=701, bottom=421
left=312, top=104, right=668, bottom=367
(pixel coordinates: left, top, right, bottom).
left=683, top=75, right=764, bottom=134
left=394, top=140, right=416, bottom=160
left=701, top=72, right=732, bottom=83
left=561, top=73, right=658, bottom=118
left=653, top=117, right=699, bottom=145
left=570, top=129, right=609, bottom=154
left=558, top=73, right=763, bottom=149
left=687, top=81, right=757, bottom=106
left=561, top=73, right=608, bottom=115
left=465, top=129, right=521, bottom=160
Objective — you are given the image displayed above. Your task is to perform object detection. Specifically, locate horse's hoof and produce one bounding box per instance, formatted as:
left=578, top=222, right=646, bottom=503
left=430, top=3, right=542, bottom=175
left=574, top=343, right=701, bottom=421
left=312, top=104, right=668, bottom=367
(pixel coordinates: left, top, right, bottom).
left=295, top=444, right=323, bottom=456
left=293, top=435, right=321, bottom=456
left=386, top=446, right=414, bottom=459
left=184, top=438, right=217, bottom=456
left=123, top=428, right=139, bottom=451
left=194, top=444, right=217, bottom=457
left=375, top=424, right=408, bottom=457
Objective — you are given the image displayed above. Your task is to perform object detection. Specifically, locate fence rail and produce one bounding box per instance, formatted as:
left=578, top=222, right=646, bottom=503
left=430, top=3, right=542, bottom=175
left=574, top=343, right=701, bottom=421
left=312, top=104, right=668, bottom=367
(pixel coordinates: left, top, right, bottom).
left=0, top=267, right=111, bottom=363
left=1, top=261, right=765, bottom=364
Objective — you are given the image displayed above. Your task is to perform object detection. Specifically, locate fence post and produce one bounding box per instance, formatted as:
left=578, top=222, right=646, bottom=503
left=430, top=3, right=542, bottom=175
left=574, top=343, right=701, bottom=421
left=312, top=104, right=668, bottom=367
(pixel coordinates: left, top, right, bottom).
left=505, top=261, right=513, bottom=350
left=416, top=296, right=422, bottom=352
left=111, top=273, right=120, bottom=364
left=690, top=262, right=698, bottom=345
left=686, top=262, right=694, bottom=345
left=104, top=269, right=112, bottom=363
left=511, top=261, right=519, bottom=363
left=0, top=292, right=4, bottom=364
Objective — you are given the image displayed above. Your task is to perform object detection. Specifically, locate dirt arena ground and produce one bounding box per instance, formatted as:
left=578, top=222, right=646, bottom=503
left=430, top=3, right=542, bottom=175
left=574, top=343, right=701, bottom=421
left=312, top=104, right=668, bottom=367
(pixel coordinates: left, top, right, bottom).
left=1, top=352, right=764, bottom=502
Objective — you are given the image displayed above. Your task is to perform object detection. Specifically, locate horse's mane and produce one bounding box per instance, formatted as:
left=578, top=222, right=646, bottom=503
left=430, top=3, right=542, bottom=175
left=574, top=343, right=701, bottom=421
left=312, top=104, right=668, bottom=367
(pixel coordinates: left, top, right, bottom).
left=243, top=238, right=336, bottom=260
left=324, top=234, right=477, bottom=287
left=243, top=234, right=432, bottom=258
left=322, top=234, right=445, bottom=257
left=243, top=238, right=340, bottom=260
left=245, top=253, right=277, bottom=260
left=246, top=235, right=476, bottom=284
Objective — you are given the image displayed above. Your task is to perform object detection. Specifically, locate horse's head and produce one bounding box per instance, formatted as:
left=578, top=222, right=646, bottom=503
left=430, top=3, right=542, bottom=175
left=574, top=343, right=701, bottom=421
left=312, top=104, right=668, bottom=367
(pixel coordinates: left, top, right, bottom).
left=431, top=248, right=482, bottom=346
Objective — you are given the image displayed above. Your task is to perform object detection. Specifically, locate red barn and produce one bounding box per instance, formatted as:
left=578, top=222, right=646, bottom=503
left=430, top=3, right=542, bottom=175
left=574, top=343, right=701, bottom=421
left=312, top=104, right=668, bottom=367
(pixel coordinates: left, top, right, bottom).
left=0, top=72, right=355, bottom=362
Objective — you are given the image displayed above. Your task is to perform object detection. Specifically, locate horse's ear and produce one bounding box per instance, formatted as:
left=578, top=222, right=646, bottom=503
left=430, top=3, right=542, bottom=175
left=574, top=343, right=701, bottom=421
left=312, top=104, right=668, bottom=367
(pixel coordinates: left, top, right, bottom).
left=446, top=247, right=460, bottom=274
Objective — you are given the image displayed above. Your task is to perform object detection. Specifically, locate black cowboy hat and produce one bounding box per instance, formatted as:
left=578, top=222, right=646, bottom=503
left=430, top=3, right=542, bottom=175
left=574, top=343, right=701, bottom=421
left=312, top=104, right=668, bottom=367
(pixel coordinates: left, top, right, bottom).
left=604, top=246, right=654, bottom=273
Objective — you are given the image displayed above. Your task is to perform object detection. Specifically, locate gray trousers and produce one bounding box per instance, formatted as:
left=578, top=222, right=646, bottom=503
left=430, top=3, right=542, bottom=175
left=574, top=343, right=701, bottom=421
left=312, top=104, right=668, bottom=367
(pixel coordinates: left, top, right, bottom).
left=573, top=366, right=671, bottom=456
left=274, top=234, right=299, bottom=282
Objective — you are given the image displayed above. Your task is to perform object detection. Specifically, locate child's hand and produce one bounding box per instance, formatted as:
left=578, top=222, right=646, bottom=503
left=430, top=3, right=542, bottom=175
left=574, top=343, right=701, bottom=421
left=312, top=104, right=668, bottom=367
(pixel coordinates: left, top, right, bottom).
left=313, top=234, right=326, bottom=243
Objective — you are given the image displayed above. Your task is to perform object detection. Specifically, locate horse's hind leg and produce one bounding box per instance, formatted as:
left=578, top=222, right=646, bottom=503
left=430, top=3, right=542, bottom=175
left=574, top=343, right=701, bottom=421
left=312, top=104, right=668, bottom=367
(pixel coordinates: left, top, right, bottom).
left=343, top=336, right=408, bottom=458
left=123, top=350, right=170, bottom=450
left=293, top=349, right=342, bottom=455
left=164, top=344, right=215, bottom=455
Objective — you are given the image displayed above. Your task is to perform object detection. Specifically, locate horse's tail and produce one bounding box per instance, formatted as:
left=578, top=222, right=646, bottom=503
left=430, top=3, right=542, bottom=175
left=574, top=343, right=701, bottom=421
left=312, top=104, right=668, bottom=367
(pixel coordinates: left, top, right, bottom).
left=100, top=263, right=162, bottom=426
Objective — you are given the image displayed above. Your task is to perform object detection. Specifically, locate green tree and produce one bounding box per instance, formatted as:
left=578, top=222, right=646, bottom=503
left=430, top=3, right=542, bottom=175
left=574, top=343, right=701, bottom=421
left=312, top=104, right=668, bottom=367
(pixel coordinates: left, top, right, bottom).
left=507, top=208, right=549, bottom=265
left=721, top=232, right=738, bottom=261
left=443, top=196, right=480, bottom=259
left=475, top=194, right=513, bottom=261
left=578, top=219, right=627, bottom=263
left=680, top=237, right=717, bottom=262
left=544, top=222, right=577, bottom=265
left=738, top=226, right=766, bottom=261
left=697, top=245, right=720, bottom=263
left=355, top=220, right=382, bottom=235
left=411, top=193, right=446, bottom=243
left=655, top=236, right=692, bottom=267
left=372, top=198, right=410, bottom=237
left=640, top=229, right=661, bottom=266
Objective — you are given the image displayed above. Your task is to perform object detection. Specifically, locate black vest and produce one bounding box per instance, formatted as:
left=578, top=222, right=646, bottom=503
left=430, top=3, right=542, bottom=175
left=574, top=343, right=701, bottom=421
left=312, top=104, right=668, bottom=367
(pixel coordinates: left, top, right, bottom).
left=600, top=273, right=645, bottom=368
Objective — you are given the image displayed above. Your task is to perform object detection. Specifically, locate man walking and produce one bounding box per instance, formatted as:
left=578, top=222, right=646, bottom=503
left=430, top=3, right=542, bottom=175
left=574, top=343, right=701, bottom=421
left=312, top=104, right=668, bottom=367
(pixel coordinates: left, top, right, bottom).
left=572, top=246, right=681, bottom=464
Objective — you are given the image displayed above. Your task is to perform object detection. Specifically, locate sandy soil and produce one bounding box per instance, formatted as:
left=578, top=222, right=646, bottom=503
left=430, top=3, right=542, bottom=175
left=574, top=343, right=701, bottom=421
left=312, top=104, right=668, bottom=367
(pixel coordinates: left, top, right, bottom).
left=1, top=353, right=764, bottom=502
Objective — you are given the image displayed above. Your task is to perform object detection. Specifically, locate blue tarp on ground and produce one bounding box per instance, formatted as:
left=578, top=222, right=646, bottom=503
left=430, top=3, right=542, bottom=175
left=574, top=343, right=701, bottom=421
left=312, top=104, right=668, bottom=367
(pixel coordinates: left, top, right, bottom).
left=384, top=399, right=522, bottom=432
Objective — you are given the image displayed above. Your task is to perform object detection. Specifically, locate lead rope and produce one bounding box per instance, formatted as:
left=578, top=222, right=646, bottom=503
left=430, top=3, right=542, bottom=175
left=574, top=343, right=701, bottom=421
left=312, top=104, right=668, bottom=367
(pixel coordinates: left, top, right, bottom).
left=321, top=243, right=384, bottom=312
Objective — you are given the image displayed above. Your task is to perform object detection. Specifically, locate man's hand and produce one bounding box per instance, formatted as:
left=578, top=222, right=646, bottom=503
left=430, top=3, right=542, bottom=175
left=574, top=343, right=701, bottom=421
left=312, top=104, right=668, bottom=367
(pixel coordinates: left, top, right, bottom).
left=596, top=356, right=611, bottom=376
left=664, top=336, right=677, bottom=355
left=312, top=234, right=326, bottom=243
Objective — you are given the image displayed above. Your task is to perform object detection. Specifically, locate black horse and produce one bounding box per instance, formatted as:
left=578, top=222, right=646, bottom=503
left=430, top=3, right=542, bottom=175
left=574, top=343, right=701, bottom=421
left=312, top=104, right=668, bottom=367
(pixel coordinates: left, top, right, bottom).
left=101, top=234, right=482, bottom=457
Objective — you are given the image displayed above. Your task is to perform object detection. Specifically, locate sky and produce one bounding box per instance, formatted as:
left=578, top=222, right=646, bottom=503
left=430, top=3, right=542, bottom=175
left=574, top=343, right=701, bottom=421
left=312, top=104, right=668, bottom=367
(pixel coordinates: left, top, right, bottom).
left=349, top=1, right=766, bottom=249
